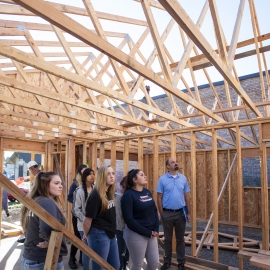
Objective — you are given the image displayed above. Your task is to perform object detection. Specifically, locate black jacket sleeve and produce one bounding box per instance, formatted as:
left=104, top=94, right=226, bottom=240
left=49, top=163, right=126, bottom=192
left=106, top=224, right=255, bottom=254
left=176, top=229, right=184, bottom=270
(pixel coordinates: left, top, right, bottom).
left=67, top=179, right=77, bottom=203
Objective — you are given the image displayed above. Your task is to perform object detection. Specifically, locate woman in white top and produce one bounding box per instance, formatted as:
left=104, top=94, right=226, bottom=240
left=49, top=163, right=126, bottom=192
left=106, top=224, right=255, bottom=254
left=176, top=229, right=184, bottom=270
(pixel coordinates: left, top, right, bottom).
left=73, top=168, right=95, bottom=270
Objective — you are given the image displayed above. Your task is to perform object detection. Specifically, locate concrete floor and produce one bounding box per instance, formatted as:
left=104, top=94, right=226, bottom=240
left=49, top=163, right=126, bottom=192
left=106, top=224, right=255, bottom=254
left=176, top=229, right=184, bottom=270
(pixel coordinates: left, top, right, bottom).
left=0, top=235, right=83, bottom=270
left=0, top=235, right=175, bottom=270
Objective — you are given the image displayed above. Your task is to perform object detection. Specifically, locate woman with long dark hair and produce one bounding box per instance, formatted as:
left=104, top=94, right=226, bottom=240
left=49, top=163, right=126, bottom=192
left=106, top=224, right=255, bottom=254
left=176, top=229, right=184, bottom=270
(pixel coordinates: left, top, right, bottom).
left=121, top=169, right=159, bottom=270
left=21, top=172, right=67, bottom=270
left=83, top=165, right=120, bottom=270
left=73, top=168, right=95, bottom=270
left=67, top=164, right=87, bottom=269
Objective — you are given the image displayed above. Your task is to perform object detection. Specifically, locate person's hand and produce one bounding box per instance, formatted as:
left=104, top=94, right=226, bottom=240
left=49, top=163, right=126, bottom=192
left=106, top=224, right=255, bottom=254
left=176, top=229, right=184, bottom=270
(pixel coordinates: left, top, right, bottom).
left=82, top=234, right=87, bottom=242
left=187, top=214, right=192, bottom=222
left=151, top=231, right=159, bottom=237
left=37, top=241, right=49, bottom=248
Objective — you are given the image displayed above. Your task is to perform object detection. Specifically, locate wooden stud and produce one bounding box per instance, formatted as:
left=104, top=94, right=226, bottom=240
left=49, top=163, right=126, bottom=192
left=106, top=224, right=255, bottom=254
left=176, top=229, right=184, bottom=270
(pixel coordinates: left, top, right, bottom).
left=91, top=142, right=97, bottom=172
left=111, top=141, right=116, bottom=172
left=123, top=140, right=129, bottom=176
left=259, top=124, right=270, bottom=251
left=83, top=142, right=87, bottom=165
left=236, top=125, right=243, bottom=270
left=212, top=128, right=218, bottom=262
left=191, top=131, right=197, bottom=256
left=44, top=231, right=63, bottom=270
left=99, top=142, right=105, bottom=166
left=138, top=137, right=144, bottom=170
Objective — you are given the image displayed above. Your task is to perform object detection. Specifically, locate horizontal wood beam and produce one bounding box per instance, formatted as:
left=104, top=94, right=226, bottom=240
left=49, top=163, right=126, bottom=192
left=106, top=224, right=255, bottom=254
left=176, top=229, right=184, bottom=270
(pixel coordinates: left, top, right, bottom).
left=11, top=0, right=240, bottom=124
left=0, top=1, right=148, bottom=26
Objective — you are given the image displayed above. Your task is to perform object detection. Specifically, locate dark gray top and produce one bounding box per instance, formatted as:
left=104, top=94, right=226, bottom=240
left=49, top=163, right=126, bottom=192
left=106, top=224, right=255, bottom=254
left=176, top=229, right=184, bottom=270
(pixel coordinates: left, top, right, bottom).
left=23, top=196, right=67, bottom=262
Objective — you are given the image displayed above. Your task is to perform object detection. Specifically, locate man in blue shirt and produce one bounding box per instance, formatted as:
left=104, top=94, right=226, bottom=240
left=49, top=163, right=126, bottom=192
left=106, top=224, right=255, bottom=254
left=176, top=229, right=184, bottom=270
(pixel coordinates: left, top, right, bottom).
left=157, top=158, right=191, bottom=270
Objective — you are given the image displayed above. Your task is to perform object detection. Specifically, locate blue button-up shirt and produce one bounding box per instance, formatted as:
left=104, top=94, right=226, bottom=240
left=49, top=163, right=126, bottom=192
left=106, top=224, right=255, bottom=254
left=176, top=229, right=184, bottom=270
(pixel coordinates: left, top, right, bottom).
left=156, top=172, right=190, bottom=209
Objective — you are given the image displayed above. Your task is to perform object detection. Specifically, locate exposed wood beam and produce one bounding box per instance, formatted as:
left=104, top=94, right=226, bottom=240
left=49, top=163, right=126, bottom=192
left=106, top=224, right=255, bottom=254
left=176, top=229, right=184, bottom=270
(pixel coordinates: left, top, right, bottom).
left=11, top=0, right=243, bottom=125
left=0, top=1, right=148, bottom=26
left=159, top=0, right=262, bottom=117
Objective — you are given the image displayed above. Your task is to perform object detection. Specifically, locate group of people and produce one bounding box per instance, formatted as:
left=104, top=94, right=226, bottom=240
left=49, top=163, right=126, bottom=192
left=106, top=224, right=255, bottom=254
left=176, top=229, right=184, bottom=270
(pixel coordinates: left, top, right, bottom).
left=19, top=157, right=191, bottom=270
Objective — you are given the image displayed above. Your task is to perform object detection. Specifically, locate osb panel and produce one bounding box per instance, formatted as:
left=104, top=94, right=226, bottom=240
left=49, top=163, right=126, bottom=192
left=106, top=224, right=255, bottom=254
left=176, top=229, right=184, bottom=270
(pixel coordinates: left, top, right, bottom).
left=176, top=152, right=183, bottom=174
left=243, top=188, right=259, bottom=225
left=257, top=189, right=263, bottom=226
left=158, top=154, right=165, bottom=179
left=206, top=152, right=213, bottom=219
left=196, top=153, right=205, bottom=219
left=230, top=151, right=238, bottom=223
left=218, top=152, right=229, bottom=221
left=185, top=153, right=191, bottom=187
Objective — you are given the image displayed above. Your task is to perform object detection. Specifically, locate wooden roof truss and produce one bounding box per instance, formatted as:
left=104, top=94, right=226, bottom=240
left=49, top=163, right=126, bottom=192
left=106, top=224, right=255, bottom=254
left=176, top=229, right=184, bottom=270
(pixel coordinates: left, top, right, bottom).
left=0, top=0, right=269, bottom=152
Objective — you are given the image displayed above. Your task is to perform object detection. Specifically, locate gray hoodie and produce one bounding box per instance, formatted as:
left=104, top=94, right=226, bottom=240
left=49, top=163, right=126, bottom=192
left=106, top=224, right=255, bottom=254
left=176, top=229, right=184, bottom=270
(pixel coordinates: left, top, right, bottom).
left=72, top=185, right=92, bottom=231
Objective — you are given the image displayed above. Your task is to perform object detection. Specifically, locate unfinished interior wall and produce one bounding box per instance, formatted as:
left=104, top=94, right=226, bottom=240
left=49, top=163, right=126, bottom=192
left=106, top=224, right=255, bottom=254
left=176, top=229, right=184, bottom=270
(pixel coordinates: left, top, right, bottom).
left=147, top=148, right=269, bottom=227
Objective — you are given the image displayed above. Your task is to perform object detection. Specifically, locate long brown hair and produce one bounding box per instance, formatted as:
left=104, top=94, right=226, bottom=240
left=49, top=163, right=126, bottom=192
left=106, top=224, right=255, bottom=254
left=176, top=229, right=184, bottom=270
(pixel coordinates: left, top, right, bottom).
left=21, top=171, right=63, bottom=230
left=95, top=165, right=115, bottom=212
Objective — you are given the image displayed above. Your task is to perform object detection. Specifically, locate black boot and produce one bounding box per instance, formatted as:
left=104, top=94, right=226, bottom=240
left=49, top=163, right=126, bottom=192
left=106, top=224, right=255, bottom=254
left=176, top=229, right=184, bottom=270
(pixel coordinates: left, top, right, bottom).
left=68, top=256, right=78, bottom=269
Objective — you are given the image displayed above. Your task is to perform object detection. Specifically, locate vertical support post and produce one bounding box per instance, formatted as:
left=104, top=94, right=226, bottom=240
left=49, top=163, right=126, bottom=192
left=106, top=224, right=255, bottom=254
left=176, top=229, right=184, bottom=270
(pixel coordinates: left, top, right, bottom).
left=66, top=139, right=75, bottom=231
left=100, top=142, right=105, bottom=166
left=46, top=142, right=53, bottom=171
left=171, top=134, right=176, bottom=159
left=191, top=131, right=197, bottom=256
left=44, top=231, right=63, bottom=270
left=144, top=154, right=150, bottom=189
left=228, top=150, right=231, bottom=222
left=88, top=143, right=92, bottom=169
left=153, top=136, right=159, bottom=199
left=204, top=151, right=207, bottom=219
left=82, top=141, right=87, bottom=165
left=212, top=129, right=218, bottom=262
left=30, top=152, right=36, bottom=184
left=236, top=125, right=243, bottom=270
left=171, top=134, right=177, bottom=253
left=123, top=140, right=129, bottom=176
left=91, top=142, right=97, bottom=172
left=259, top=124, right=269, bottom=251
left=111, top=141, right=117, bottom=171
left=138, top=138, right=144, bottom=170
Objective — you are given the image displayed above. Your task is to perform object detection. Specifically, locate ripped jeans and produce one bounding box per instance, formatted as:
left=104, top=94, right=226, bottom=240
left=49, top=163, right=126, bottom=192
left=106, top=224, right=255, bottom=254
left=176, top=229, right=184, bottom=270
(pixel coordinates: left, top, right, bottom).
left=123, top=226, right=159, bottom=270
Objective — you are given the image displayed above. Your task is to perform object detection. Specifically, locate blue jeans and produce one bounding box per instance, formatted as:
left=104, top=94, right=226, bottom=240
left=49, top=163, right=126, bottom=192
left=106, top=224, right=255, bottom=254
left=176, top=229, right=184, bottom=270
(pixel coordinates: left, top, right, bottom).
left=79, top=231, right=91, bottom=270
left=116, top=230, right=129, bottom=270
left=88, top=226, right=120, bottom=270
left=21, top=257, right=64, bottom=270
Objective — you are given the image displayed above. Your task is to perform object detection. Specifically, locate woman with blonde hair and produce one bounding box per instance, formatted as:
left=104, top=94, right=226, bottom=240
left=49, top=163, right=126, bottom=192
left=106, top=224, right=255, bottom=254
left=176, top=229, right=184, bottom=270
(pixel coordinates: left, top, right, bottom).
left=21, top=171, right=67, bottom=270
left=83, top=165, right=119, bottom=270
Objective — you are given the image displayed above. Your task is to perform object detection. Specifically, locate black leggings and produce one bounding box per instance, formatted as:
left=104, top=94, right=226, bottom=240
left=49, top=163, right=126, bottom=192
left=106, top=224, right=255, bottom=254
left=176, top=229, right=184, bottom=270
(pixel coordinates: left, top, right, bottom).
left=70, top=215, right=82, bottom=259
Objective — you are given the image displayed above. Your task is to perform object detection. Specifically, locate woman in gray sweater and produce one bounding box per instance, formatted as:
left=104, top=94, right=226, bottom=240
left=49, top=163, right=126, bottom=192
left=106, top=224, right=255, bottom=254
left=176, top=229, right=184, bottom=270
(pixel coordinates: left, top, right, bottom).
left=73, top=168, right=95, bottom=270
left=21, top=172, right=67, bottom=270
